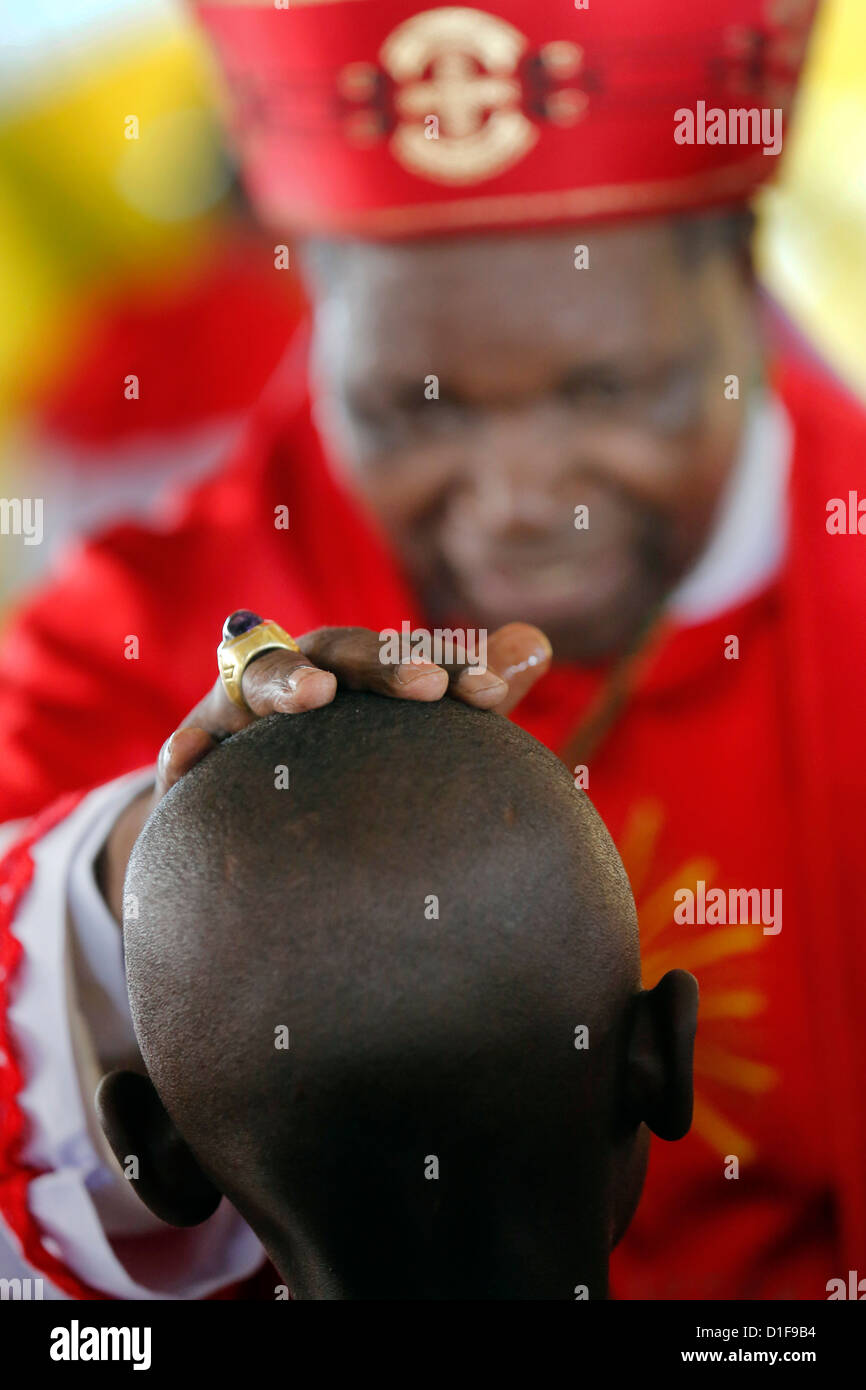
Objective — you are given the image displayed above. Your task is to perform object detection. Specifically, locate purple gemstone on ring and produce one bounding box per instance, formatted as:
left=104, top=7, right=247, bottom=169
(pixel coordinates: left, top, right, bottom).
left=223, top=609, right=263, bottom=640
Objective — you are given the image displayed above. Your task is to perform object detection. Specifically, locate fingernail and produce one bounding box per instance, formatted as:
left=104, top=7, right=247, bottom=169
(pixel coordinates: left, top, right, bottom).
left=500, top=638, right=552, bottom=683
left=461, top=671, right=507, bottom=693
left=394, top=662, right=443, bottom=685
left=158, top=733, right=175, bottom=772
left=286, top=665, right=322, bottom=693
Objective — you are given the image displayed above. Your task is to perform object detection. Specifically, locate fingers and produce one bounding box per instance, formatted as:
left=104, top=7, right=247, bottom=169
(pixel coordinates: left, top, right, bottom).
left=450, top=622, right=552, bottom=716
left=150, top=618, right=552, bottom=811
left=299, top=622, right=552, bottom=714
left=239, top=648, right=338, bottom=716
left=180, top=652, right=338, bottom=742
left=155, top=726, right=219, bottom=799
left=152, top=652, right=339, bottom=805
left=298, top=626, right=450, bottom=701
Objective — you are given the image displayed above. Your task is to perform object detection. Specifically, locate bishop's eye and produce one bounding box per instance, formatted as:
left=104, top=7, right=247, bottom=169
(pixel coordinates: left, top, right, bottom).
left=386, top=388, right=470, bottom=441
left=585, top=373, right=630, bottom=401
left=643, top=362, right=705, bottom=432
left=560, top=370, right=632, bottom=406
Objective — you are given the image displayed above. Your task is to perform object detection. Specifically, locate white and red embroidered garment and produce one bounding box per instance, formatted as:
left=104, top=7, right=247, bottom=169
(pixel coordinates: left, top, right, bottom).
left=0, top=774, right=265, bottom=1299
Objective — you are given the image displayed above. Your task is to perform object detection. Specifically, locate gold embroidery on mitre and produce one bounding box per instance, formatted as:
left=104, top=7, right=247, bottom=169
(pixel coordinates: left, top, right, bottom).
left=377, top=7, right=562, bottom=185
left=338, top=61, right=380, bottom=101
left=723, top=0, right=814, bottom=108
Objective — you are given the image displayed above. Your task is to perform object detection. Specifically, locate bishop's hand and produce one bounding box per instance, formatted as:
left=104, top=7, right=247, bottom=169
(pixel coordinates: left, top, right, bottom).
left=98, top=620, right=552, bottom=923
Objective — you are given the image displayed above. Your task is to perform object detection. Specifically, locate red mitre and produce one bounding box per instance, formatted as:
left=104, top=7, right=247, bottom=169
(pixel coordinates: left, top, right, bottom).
left=194, top=0, right=818, bottom=237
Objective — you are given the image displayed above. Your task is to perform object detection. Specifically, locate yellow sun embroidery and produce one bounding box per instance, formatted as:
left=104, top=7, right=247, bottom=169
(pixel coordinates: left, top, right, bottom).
left=619, top=799, right=778, bottom=1164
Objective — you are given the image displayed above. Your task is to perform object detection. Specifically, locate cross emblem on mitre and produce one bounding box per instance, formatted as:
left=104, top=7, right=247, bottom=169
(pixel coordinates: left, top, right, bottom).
left=378, top=7, right=543, bottom=185
left=397, top=48, right=519, bottom=141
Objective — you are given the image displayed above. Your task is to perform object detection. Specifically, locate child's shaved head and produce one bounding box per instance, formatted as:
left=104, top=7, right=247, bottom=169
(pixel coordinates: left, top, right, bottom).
left=100, top=694, right=697, bottom=1300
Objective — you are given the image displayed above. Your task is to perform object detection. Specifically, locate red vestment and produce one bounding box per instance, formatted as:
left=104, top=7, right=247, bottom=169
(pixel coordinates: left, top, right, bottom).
left=0, top=339, right=863, bottom=1300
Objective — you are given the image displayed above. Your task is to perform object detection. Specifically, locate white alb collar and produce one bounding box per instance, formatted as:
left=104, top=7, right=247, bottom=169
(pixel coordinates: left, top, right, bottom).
left=667, top=390, right=793, bottom=624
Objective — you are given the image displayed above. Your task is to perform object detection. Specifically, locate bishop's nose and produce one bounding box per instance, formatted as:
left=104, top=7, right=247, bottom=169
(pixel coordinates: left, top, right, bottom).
left=448, top=410, right=578, bottom=542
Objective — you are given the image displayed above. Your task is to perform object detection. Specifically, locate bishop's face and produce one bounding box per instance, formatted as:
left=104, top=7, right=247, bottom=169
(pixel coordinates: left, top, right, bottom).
left=304, top=217, right=759, bottom=663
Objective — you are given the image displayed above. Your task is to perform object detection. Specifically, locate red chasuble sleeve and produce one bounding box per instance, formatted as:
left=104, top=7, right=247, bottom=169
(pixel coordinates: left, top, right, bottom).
left=775, top=356, right=866, bottom=1280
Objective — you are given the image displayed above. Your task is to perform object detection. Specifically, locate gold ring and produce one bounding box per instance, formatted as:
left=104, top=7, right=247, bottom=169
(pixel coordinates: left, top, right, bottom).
left=217, top=610, right=301, bottom=711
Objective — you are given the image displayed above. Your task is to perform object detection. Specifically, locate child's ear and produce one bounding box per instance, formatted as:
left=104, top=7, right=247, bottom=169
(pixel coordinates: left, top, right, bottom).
left=95, top=1070, right=221, bottom=1227
left=625, top=969, right=698, bottom=1141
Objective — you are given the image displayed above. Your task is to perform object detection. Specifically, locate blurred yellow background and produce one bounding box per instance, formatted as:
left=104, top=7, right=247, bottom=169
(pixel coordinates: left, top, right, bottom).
left=0, top=4, right=232, bottom=426
left=757, top=0, right=866, bottom=401
left=0, top=0, right=299, bottom=605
